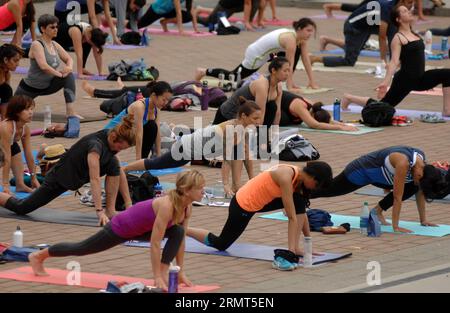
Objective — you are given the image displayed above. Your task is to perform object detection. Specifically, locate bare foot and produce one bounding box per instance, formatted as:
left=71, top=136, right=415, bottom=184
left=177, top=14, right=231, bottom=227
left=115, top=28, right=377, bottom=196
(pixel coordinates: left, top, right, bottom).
left=376, top=207, right=391, bottom=226
left=81, top=81, right=95, bottom=97
left=29, top=252, right=49, bottom=276
left=160, top=19, right=169, bottom=32
left=341, top=94, right=351, bottom=111
left=195, top=67, right=207, bottom=82
left=15, top=184, right=33, bottom=193
left=319, top=35, right=329, bottom=51
left=116, top=77, right=125, bottom=89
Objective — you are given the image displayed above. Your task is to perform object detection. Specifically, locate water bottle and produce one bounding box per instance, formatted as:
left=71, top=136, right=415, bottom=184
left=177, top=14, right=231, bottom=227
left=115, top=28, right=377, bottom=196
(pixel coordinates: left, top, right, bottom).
left=303, top=237, right=313, bottom=268
left=140, top=28, right=149, bottom=46
left=333, top=98, right=341, bottom=122
left=441, top=37, right=448, bottom=52
left=228, top=73, right=236, bottom=91
left=200, top=82, right=209, bottom=111
left=360, top=202, right=370, bottom=236
left=424, top=30, right=433, bottom=54
left=153, top=183, right=163, bottom=198
left=13, top=226, right=23, bottom=248
left=135, top=88, right=144, bottom=100
left=44, top=105, right=52, bottom=130
left=236, top=67, right=242, bottom=89
left=168, top=263, right=180, bottom=293
left=218, top=72, right=225, bottom=88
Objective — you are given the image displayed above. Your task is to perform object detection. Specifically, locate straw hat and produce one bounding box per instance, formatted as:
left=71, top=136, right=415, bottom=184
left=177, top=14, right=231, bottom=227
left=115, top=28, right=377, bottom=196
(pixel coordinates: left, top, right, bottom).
left=43, top=144, right=66, bottom=162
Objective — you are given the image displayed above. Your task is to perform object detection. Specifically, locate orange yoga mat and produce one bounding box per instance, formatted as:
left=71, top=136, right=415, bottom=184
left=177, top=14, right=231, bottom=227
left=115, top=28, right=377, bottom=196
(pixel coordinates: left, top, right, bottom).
left=0, top=266, right=220, bottom=293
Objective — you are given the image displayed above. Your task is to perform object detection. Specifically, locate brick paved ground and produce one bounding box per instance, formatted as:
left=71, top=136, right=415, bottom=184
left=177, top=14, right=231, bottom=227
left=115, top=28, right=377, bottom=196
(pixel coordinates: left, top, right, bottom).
left=0, top=1, right=449, bottom=293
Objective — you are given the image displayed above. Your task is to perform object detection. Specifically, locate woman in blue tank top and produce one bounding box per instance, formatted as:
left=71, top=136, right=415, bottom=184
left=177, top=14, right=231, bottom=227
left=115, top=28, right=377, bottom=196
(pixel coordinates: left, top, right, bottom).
left=312, top=146, right=450, bottom=233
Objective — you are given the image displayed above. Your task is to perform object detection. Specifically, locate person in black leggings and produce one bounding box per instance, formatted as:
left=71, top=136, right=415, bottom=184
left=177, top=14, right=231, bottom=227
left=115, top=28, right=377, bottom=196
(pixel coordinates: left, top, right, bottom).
left=323, top=0, right=372, bottom=18
left=429, top=27, right=450, bottom=37
left=311, top=146, right=450, bottom=233
left=28, top=170, right=205, bottom=291
left=341, top=5, right=450, bottom=116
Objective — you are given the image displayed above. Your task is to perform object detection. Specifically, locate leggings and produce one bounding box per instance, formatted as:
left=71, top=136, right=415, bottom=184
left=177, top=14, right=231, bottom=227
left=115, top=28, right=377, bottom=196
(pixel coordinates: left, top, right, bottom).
left=49, top=223, right=184, bottom=265
left=0, top=83, right=13, bottom=105
left=310, top=171, right=419, bottom=211
left=205, top=64, right=258, bottom=81
left=4, top=180, right=68, bottom=215
left=430, top=27, right=450, bottom=37
left=142, top=120, right=158, bottom=159
left=15, top=75, right=76, bottom=104
left=94, top=86, right=150, bottom=99
left=206, top=194, right=307, bottom=251
left=136, top=5, right=192, bottom=29
left=197, top=0, right=261, bottom=26
left=381, top=69, right=450, bottom=106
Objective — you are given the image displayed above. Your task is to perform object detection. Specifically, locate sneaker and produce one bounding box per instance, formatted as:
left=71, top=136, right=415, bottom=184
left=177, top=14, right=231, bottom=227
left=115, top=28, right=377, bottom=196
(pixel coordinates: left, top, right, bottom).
left=391, top=116, right=398, bottom=126
left=272, top=256, right=297, bottom=271
left=79, top=190, right=106, bottom=207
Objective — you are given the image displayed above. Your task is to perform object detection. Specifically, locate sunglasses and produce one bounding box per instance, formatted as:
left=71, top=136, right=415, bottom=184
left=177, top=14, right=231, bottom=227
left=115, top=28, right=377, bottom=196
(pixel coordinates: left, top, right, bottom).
left=48, top=25, right=58, bottom=29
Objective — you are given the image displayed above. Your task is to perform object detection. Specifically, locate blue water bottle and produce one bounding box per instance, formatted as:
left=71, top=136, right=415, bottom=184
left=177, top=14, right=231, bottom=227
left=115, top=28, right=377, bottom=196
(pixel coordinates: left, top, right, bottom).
left=333, top=98, right=341, bottom=122
left=168, top=263, right=180, bottom=293
left=441, top=37, right=448, bottom=52
left=153, top=183, right=163, bottom=198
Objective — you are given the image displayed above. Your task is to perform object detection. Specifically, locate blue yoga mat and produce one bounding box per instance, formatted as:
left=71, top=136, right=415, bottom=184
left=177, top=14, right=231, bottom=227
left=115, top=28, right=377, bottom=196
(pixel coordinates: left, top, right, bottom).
left=0, top=186, right=71, bottom=199
left=120, top=162, right=185, bottom=177
left=21, top=150, right=39, bottom=165
left=260, top=212, right=450, bottom=237
left=124, top=237, right=352, bottom=265
left=316, top=48, right=446, bottom=60
left=355, top=186, right=450, bottom=204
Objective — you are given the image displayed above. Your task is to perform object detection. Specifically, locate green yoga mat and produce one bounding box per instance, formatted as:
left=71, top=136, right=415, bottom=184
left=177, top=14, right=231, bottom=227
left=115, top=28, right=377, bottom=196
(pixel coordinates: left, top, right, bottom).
left=355, top=187, right=450, bottom=204
left=260, top=211, right=450, bottom=237
left=280, top=124, right=383, bottom=135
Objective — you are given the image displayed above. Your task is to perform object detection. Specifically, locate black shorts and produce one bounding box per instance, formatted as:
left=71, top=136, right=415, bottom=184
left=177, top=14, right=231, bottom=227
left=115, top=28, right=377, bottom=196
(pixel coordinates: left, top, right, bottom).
left=11, top=142, right=21, bottom=157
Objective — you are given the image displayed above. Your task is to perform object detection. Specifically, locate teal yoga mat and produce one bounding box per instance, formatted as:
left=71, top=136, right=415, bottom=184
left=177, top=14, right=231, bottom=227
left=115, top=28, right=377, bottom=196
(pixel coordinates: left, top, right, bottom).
left=0, top=186, right=71, bottom=199
left=316, top=48, right=447, bottom=60
left=280, top=124, right=383, bottom=135
left=355, top=186, right=450, bottom=204
left=260, top=212, right=450, bottom=237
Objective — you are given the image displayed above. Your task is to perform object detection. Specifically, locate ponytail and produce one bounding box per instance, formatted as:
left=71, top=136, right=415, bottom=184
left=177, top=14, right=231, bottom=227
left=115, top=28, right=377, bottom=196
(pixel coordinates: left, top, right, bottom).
left=311, top=102, right=331, bottom=123
left=144, top=81, right=172, bottom=96
left=109, top=114, right=136, bottom=146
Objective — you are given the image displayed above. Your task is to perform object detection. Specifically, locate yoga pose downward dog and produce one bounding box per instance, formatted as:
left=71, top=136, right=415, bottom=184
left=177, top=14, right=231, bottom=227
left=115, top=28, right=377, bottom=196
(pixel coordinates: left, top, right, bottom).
left=0, top=0, right=36, bottom=47
left=124, top=99, right=263, bottom=197
left=0, top=44, right=24, bottom=119
left=28, top=170, right=205, bottom=291
left=104, top=81, right=173, bottom=160
left=0, top=116, right=136, bottom=226
left=195, top=18, right=318, bottom=92
left=340, top=5, right=450, bottom=116
left=311, top=146, right=450, bottom=233
left=14, top=14, right=79, bottom=118
left=0, top=96, right=39, bottom=194
left=279, top=91, right=358, bottom=131
left=187, top=162, right=333, bottom=254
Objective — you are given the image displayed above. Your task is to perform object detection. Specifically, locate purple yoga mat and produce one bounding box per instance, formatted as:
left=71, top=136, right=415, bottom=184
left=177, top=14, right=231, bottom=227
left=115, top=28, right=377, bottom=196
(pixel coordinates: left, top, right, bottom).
left=146, top=28, right=214, bottom=37
left=105, top=44, right=146, bottom=50
left=30, top=129, right=44, bottom=136
left=14, top=66, right=29, bottom=74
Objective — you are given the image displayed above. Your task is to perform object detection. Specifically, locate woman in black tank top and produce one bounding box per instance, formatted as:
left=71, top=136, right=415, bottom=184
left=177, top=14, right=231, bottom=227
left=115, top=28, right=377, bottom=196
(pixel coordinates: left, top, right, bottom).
left=280, top=91, right=358, bottom=131
left=340, top=5, right=450, bottom=116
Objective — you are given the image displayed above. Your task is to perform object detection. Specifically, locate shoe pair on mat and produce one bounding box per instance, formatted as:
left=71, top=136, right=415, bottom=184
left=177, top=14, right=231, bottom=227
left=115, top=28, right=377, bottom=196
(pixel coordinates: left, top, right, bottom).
left=392, top=116, right=412, bottom=126
left=79, top=190, right=106, bottom=207
left=419, top=114, right=446, bottom=123
left=272, top=256, right=299, bottom=271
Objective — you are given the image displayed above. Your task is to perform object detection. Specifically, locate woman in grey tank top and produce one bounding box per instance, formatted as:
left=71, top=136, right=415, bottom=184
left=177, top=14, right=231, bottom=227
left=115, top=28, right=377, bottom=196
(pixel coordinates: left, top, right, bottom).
left=14, top=14, right=79, bottom=118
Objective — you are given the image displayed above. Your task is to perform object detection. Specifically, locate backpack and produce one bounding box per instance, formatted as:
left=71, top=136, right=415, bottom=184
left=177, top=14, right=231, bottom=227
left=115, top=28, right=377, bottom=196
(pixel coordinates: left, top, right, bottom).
left=120, top=31, right=142, bottom=45
left=216, top=20, right=241, bottom=36
left=278, top=134, right=320, bottom=162
left=361, top=101, right=396, bottom=127
left=107, top=59, right=159, bottom=81
left=0, top=246, right=39, bottom=262
left=368, top=208, right=382, bottom=237
left=307, top=209, right=333, bottom=231
left=115, top=172, right=160, bottom=211
left=162, top=97, right=193, bottom=111
left=100, top=91, right=136, bottom=116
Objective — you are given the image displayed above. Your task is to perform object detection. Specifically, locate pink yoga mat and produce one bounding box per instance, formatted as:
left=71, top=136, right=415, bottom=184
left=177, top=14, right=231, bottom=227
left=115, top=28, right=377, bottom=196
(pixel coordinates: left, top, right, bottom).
left=310, top=14, right=349, bottom=20
left=30, top=129, right=44, bottom=136
left=0, top=266, right=220, bottom=293
left=226, top=16, right=292, bottom=26
left=411, top=88, right=443, bottom=96
left=105, top=44, right=146, bottom=50
left=146, top=28, right=214, bottom=37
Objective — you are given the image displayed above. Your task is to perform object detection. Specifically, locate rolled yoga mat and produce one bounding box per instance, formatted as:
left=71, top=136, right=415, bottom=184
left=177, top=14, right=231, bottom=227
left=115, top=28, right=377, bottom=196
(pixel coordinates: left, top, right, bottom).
left=125, top=237, right=352, bottom=266
left=32, top=112, right=107, bottom=123
left=260, top=211, right=450, bottom=237
left=0, top=266, right=220, bottom=293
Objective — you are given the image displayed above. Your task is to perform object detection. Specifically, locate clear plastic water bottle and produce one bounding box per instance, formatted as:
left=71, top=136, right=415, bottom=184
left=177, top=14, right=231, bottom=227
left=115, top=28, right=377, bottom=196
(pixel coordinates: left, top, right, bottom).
left=360, top=202, right=370, bottom=235
left=441, top=37, right=448, bottom=52
left=44, top=105, right=52, bottom=130
left=153, top=183, right=163, bottom=198
left=135, top=88, right=144, bottom=100
left=228, top=73, right=236, bottom=91
left=168, top=263, right=180, bottom=293
left=13, top=226, right=23, bottom=248
left=218, top=72, right=225, bottom=88
left=303, top=237, right=313, bottom=268
left=236, top=67, right=242, bottom=89
left=333, top=98, right=341, bottom=122
left=424, top=30, right=433, bottom=54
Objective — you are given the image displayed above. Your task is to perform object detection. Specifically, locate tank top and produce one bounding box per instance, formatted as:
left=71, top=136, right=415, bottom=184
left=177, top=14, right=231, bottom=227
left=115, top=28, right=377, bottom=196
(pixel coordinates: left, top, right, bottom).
left=242, top=28, right=296, bottom=70
left=111, top=198, right=184, bottom=239
left=178, top=124, right=222, bottom=160
left=396, top=32, right=425, bottom=79
left=0, top=0, right=24, bottom=30
left=152, top=0, right=185, bottom=14
left=236, top=164, right=300, bottom=212
left=24, top=40, right=61, bottom=89
left=281, top=91, right=312, bottom=124
left=104, top=97, right=155, bottom=130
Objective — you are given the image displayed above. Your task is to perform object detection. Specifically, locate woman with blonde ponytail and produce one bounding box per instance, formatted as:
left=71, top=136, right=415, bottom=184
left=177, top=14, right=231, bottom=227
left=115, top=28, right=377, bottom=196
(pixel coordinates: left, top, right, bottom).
left=29, top=170, right=205, bottom=292
left=0, top=115, right=135, bottom=226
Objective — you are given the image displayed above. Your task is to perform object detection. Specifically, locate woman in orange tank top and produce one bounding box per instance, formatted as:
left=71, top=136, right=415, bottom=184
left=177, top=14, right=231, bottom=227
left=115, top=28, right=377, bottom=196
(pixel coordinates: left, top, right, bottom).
left=187, top=161, right=332, bottom=255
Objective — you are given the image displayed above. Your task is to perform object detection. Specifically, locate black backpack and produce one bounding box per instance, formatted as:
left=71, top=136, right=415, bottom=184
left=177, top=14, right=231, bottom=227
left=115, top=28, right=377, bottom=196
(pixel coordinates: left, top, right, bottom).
left=120, top=31, right=142, bottom=45
left=279, top=135, right=320, bottom=162
left=361, top=101, right=396, bottom=127
left=115, top=172, right=159, bottom=211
